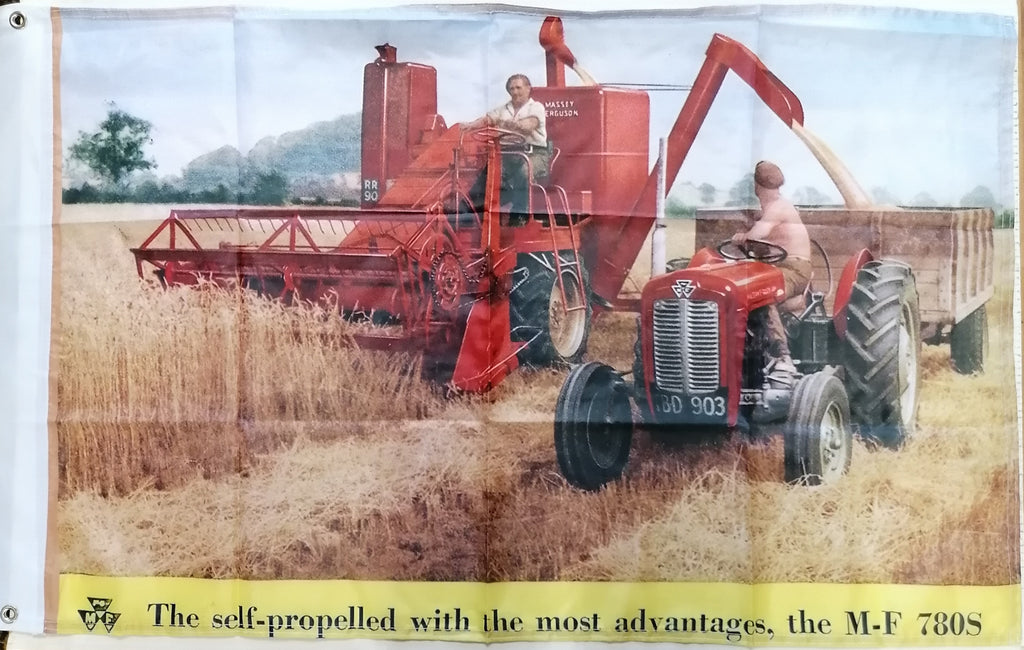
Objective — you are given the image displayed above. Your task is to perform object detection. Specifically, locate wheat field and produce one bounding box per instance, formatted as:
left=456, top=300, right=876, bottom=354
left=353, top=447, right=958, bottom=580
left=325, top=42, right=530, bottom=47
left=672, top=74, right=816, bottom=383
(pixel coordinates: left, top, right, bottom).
left=55, top=204, right=1019, bottom=584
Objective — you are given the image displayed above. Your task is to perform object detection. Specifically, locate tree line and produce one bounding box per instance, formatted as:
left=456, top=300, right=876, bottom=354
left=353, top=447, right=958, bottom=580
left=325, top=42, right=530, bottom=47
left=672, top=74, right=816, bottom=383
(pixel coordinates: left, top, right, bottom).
left=681, top=174, right=1013, bottom=228
left=63, top=171, right=291, bottom=206
left=65, top=104, right=293, bottom=206
left=64, top=105, right=1015, bottom=228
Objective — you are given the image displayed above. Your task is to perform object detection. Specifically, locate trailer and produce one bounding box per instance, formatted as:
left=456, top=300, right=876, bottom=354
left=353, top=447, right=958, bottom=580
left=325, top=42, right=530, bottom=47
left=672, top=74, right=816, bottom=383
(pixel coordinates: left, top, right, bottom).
left=692, top=206, right=993, bottom=373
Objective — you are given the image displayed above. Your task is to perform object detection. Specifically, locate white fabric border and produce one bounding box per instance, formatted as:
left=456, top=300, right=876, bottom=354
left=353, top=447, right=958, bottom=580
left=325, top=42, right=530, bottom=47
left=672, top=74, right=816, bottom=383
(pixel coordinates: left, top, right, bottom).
left=13, top=0, right=1021, bottom=13
left=0, top=2, right=54, bottom=637
left=1, top=0, right=1019, bottom=648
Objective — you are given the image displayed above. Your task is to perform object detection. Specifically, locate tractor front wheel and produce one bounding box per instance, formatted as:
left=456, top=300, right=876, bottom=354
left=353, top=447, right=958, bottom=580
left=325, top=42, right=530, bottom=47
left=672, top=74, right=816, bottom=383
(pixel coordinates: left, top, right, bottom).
left=632, top=318, right=655, bottom=425
left=554, top=362, right=633, bottom=491
left=843, top=260, right=921, bottom=449
left=950, top=305, right=987, bottom=374
left=784, top=372, right=852, bottom=485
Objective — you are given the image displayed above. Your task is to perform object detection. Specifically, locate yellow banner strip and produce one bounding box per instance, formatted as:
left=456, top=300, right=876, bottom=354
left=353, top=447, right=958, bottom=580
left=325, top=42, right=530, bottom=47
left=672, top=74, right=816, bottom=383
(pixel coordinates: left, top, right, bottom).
left=58, top=574, right=1020, bottom=646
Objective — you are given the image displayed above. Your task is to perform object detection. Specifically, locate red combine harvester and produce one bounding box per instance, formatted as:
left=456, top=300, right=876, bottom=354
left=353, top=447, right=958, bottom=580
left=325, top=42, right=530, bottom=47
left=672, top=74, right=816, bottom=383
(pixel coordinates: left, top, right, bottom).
left=132, top=16, right=810, bottom=392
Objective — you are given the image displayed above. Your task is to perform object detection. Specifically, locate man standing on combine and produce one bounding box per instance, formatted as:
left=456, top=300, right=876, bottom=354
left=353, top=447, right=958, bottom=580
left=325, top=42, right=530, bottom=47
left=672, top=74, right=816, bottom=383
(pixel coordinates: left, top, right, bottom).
left=463, top=74, right=549, bottom=219
left=732, top=160, right=812, bottom=384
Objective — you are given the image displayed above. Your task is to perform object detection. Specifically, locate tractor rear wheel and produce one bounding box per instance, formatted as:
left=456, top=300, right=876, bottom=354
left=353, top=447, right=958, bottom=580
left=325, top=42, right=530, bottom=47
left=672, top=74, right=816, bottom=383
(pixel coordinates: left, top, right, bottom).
left=512, top=254, right=592, bottom=366
left=950, top=305, right=987, bottom=374
left=554, top=362, right=633, bottom=491
left=843, top=261, right=921, bottom=449
left=784, top=372, right=852, bottom=485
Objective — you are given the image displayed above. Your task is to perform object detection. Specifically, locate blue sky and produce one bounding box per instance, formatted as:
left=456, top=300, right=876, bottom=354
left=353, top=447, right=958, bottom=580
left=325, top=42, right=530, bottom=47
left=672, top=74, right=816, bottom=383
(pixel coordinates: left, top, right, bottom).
left=60, top=4, right=1016, bottom=206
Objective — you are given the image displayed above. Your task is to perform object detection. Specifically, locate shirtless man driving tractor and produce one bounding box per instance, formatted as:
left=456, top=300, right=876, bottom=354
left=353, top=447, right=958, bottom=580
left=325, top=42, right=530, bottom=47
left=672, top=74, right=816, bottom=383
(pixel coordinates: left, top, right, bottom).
left=732, top=160, right=811, bottom=383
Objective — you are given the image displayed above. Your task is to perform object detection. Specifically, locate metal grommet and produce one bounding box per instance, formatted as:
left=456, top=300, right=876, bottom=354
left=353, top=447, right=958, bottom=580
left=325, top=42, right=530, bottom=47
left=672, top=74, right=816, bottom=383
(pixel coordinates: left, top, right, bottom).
left=9, top=11, right=26, bottom=29
left=0, top=604, right=17, bottom=623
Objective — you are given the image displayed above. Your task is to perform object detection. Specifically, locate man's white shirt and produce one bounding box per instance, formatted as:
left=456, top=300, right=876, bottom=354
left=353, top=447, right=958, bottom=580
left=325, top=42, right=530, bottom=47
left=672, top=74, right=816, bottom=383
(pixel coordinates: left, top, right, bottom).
left=487, top=97, right=547, bottom=146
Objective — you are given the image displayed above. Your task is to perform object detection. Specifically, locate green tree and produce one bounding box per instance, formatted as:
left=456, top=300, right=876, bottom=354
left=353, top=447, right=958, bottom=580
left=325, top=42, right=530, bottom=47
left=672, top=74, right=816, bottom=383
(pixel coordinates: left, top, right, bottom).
left=725, top=173, right=756, bottom=207
left=911, top=192, right=938, bottom=207
left=665, top=197, right=695, bottom=219
left=133, top=179, right=163, bottom=203
left=793, top=186, right=832, bottom=206
left=244, top=170, right=289, bottom=206
left=69, top=104, right=155, bottom=188
left=871, top=186, right=900, bottom=206
left=995, top=210, right=1015, bottom=229
left=698, top=182, right=716, bottom=205
left=960, top=185, right=997, bottom=209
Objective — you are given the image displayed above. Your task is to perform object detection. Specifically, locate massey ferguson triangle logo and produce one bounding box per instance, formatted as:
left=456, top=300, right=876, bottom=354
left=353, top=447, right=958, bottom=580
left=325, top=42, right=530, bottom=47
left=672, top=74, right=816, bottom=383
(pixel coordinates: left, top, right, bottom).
left=672, top=278, right=695, bottom=298
left=79, top=597, right=121, bottom=633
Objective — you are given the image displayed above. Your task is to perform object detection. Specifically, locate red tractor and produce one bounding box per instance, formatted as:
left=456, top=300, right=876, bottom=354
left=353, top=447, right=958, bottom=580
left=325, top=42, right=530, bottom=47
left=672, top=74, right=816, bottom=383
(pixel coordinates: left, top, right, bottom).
left=554, top=240, right=921, bottom=489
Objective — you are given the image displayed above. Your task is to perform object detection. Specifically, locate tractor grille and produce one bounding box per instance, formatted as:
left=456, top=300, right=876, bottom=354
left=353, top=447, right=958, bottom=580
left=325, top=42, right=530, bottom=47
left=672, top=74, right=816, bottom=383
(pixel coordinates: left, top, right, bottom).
left=652, top=299, right=720, bottom=394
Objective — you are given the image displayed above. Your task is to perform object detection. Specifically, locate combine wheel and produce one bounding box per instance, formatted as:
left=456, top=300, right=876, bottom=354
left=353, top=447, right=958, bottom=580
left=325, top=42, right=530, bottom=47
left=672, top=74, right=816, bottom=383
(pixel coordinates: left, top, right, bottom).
left=511, top=255, right=592, bottom=366
left=554, top=362, right=633, bottom=491
left=843, top=261, right=921, bottom=449
left=950, top=305, right=987, bottom=374
left=243, top=275, right=288, bottom=301
left=784, top=372, right=852, bottom=485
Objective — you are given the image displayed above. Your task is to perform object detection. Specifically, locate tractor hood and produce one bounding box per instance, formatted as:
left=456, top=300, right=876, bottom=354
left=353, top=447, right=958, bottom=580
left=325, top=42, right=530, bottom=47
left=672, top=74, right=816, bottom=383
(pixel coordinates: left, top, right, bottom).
left=642, top=256, right=785, bottom=312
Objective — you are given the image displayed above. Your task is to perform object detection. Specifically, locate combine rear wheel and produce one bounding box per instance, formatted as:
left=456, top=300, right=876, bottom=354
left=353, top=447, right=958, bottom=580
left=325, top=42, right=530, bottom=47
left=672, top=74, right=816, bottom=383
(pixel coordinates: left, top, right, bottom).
left=554, top=362, right=633, bottom=491
left=843, top=261, right=921, bottom=449
left=950, top=305, right=987, bottom=374
left=784, top=372, right=852, bottom=485
left=512, top=254, right=592, bottom=366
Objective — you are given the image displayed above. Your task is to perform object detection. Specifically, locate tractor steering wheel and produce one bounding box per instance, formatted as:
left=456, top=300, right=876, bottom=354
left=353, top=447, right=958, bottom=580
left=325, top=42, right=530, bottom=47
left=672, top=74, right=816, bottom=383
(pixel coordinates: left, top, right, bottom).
left=470, top=126, right=527, bottom=148
left=716, top=238, right=788, bottom=265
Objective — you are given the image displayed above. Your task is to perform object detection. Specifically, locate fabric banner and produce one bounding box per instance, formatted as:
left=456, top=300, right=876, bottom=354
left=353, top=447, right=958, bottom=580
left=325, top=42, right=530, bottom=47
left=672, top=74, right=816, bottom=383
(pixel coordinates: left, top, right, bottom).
left=0, top=1, right=1019, bottom=647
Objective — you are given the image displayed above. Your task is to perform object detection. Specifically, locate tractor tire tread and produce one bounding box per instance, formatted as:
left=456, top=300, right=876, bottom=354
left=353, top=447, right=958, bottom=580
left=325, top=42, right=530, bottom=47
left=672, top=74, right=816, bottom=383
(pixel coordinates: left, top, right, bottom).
left=511, top=253, right=592, bottom=367
left=554, top=362, right=632, bottom=491
left=842, top=260, right=921, bottom=449
left=632, top=319, right=655, bottom=425
left=784, top=372, right=852, bottom=485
